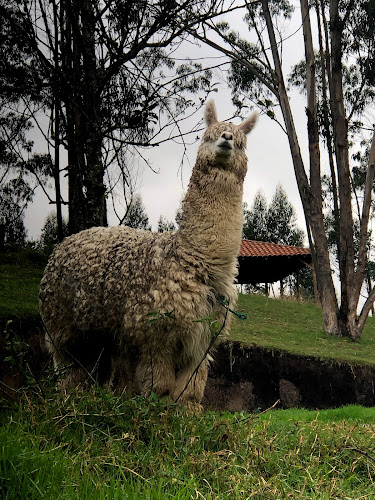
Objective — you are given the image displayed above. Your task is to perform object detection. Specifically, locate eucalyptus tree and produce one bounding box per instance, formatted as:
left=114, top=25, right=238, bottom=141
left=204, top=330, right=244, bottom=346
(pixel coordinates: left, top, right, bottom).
left=0, top=0, right=54, bottom=246
left=190, top=0, right=375, bottom=338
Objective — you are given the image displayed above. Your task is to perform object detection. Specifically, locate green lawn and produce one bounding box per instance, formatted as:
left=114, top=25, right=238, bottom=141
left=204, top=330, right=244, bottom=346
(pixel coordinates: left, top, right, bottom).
left=0, top=253, right=44, bottom=318
left=1, top=390, right=375, bottom=499
left=229, top=293, right=375, bottom=366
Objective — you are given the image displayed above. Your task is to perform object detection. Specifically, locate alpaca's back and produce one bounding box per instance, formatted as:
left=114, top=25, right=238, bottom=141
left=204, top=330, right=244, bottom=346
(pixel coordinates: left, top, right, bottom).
left=40, top=226, right=174, bottom=336
left=39, top=226, right=218, bottom=348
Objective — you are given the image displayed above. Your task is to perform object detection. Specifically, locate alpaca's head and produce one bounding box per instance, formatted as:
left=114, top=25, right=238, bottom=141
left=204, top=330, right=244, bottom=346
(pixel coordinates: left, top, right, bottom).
left=198, top=100, right=258, bottom=180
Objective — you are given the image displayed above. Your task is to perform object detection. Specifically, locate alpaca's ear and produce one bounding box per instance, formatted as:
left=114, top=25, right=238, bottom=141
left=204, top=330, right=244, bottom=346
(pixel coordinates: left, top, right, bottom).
left=205, top=100, right=218, bottom=126
left=238, top=111, right=258, bottom=135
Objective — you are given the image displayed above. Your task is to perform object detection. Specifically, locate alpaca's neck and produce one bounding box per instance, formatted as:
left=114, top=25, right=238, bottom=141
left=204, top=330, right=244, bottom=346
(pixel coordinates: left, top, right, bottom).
left=176, top=158, right=245, bottom=266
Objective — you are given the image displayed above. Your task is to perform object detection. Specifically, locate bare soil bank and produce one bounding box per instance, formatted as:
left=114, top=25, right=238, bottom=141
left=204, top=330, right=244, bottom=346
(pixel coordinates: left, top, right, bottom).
left=1, top=317, right=375, bottom=410
left=203, top=340, right=375, bottom=411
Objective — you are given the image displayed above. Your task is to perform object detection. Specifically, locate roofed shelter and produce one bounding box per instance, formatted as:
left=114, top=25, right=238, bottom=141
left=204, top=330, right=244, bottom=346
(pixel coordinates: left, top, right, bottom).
left=237, top=239, right=312, bottom=290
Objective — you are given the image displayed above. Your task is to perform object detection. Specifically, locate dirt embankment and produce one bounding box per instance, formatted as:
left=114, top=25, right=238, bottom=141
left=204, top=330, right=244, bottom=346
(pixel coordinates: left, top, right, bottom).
left=1, top=317, right=375, bottom=410
left=203, top=341, right=375, bottom=411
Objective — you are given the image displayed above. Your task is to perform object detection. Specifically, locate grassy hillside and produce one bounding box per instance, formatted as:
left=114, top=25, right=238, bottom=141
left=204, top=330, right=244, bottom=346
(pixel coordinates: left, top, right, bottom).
left=0, top=252, right=44, bottom=318
left=229, top=293, right=375, bottom=365
left=1, top=390, right=375, bottom=499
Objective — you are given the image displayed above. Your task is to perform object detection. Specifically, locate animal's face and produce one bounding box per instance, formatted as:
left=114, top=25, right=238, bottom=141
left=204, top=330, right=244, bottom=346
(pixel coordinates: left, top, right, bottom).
left=201, top=100, right=258, bottom=168
left=202, top=122, right=247, bottom=164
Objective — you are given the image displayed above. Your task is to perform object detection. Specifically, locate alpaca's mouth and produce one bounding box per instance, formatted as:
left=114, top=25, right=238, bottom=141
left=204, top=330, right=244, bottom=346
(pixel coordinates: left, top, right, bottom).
left=218, top=141, right=233, bottom=151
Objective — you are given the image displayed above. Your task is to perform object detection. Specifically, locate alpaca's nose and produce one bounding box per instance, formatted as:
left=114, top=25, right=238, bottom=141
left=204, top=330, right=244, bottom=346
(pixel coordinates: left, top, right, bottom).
left=221, top=131, right=233, bottom=141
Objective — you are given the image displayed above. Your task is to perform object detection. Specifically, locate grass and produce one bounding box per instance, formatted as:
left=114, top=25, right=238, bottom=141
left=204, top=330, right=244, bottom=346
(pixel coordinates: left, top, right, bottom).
left=229, top=293, right=375, bottom=366
left=1, top=389, right=375, bottom=499
left=0, top=252, right=44, bottom=318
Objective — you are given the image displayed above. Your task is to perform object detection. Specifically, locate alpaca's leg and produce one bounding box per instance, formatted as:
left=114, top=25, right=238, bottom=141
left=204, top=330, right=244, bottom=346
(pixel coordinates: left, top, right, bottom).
left=172, top=357, right=209, bottom=404
left=49, top=350, right=91, bottom=390
left=109, top=350, right=137, bottom=395
left=46, top=328, right=115, bottom=389
left=45, top=328, right=89, bottom=389
left=135, top=351, right=175, bottom=398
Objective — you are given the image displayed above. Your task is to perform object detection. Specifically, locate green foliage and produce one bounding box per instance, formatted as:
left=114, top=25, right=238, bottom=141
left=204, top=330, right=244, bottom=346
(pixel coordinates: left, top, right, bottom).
left=243, top=191, right=268, bottom=242
left=36, top=212, right=69, bottom=259
left=0, top=153, right=52, bottom=249
left=3, top=320, right=29, bottom=367
left=288, top=54, right=375, bottom=138
left=266, top=185, right=304, bottom=246
left=0, top=0, right=44, bottom=102
left=0, top=113, right=53, bottom=250
left=157, top=215, right=176, bottom=233
left=227, top=0, right=293, bottom=117
left=1, top=319, right=40, bottom=389
left=0, top=252, right=43, bottom=318
left=146, top=310, right=176, bottom=326
left=243, top=185, right=304, bottom=246
left=121, top=194, right=151, bottom=230
left=0, top=4, right=53, bottom=246
left=1, top=390, right=375, bottom=499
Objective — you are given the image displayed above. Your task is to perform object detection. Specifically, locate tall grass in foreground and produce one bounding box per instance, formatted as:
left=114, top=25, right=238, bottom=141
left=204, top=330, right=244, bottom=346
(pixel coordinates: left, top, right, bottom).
left=1, top=389, right=375, bottom=499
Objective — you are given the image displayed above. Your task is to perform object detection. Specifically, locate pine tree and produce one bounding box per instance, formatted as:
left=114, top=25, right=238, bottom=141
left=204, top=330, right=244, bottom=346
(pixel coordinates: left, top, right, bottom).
left=243, top=185, right=304, bottom=246
left=157, top=215, right=176, bottom=233
left=266, top=185, right=304, bottom=246
left=37, top=212, right=69, bottom=258
left=122, top=195, right=150, bottom=230
left=243, top=191, right=268, bottom=241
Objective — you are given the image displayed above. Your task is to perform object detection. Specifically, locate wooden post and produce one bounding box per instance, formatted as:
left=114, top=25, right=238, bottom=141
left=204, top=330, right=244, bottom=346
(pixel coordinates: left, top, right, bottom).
left=296, top=270, right=301, bottom=301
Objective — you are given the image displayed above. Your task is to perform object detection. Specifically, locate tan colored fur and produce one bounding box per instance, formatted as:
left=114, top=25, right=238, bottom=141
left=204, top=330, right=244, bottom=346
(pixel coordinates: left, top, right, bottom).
left=39, top=100, right=257, bottom=403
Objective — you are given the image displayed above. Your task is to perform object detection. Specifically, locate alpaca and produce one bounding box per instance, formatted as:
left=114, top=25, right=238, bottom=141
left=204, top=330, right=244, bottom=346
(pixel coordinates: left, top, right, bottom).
left=39, top=100, right=257, bottom=403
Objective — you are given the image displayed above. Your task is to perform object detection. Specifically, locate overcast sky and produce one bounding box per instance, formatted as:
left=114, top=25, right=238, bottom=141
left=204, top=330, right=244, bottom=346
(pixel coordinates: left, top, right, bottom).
left=25, top=2, right=312, bottom=243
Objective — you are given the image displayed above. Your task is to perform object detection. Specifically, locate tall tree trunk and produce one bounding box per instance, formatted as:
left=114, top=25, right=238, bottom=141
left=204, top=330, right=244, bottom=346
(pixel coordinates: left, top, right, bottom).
left=53, top=0, right=63, bottom=242
left=355, top=131, right=375, bottom=336
left=62, top=0, right=107, bottom=233
left=329, top=0, right=358, bottom=338
left=262, top=0, right=340, bottom=334
left=80, top=0, right=107, bottom=228
left=53, top=99, right=63, bottom=241
left=316, top=0, right=341, bottom=265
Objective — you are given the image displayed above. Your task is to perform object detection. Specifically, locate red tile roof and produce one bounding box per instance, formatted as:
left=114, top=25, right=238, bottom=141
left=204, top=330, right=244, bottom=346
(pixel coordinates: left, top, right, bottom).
left=239, top=239, right=311, bottom=258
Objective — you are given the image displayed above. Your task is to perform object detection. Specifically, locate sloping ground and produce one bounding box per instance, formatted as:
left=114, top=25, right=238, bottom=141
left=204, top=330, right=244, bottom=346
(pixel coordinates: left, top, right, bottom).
left=203, top=341, right=375, bottom=412
left=230, top=293, right=375, bottom=365
left=202, top=294, right=375, bottom=412
left=2, top=314, right=375, bottom=411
